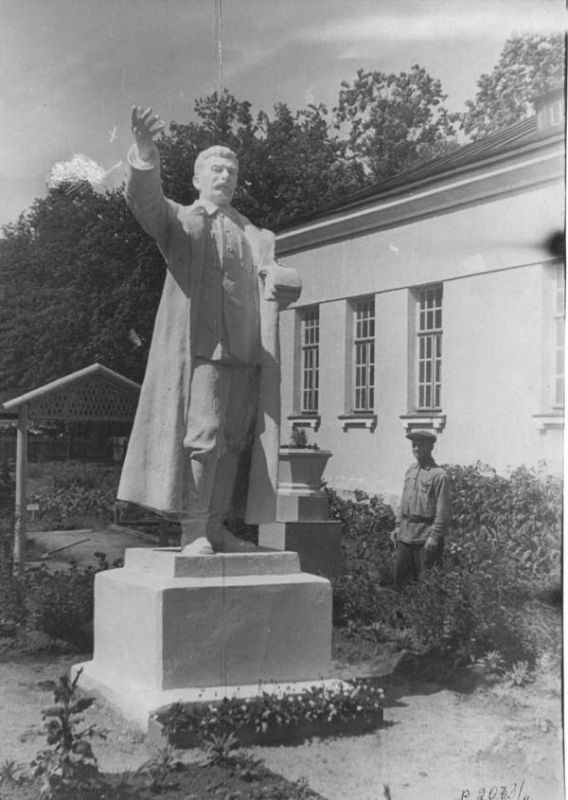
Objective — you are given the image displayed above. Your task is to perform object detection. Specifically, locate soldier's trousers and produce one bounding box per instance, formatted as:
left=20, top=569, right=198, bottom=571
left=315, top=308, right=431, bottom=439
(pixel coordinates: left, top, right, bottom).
left=393, top=539, right=444, bottom=590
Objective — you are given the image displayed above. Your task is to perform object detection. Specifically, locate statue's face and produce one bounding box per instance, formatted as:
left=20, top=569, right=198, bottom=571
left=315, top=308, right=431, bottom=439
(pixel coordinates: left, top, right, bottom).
left=193, top=156, right=238, bottom=206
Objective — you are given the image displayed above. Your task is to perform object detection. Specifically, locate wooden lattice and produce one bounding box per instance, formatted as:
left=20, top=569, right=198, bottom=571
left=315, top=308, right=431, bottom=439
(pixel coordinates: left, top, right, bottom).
left=28, top=377, right=139, bottom=422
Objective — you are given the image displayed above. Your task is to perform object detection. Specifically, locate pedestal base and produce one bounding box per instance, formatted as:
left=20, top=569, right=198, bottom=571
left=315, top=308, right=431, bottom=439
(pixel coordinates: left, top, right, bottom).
left=74, top=548, right=332, bottom=729
left=73, top=661, right=341, bottom=731
left=258, top=521, right=343, bottom=577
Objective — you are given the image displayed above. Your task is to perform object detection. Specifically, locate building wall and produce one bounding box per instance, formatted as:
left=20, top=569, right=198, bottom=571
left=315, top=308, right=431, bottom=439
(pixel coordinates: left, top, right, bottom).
left=277, top=178, right=564, bottom=499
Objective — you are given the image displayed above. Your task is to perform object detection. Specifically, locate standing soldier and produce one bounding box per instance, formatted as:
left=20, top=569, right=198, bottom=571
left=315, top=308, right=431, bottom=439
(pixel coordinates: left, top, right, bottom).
left=393, top=430, right=451, bottom=589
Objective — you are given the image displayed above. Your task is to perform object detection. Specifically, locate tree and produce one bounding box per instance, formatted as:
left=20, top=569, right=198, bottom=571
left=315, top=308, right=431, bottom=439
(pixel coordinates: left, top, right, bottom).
left=0, top=187, right=164, bottom=393
left=333, top=65, right=459, bottom=182
left=0, top=70, right=464, bottom=392
left=461, top=33, right=565, bottom=139
left=158, top=91, right=363, bottom=228
left=236, top=101, right=364, bottom=227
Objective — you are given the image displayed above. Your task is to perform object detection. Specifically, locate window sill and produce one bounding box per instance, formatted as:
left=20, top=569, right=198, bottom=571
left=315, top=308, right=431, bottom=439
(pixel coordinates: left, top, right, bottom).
left=288, top=414, right=321, bottom=432
left=532, top=412, right=564, bottom=431
left=399, top=413, right=446, bottom=434
left=338, top=413, right=377, bottom=432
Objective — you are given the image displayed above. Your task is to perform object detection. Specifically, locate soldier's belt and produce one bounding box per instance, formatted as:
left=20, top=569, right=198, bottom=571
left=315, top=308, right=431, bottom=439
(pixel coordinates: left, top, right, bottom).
left=403, top=515, right=434, bottom=523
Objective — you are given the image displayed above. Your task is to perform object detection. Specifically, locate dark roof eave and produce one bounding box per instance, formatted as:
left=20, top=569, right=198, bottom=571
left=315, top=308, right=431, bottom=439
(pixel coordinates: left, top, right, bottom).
left=276, top=128, right=564, bottom=233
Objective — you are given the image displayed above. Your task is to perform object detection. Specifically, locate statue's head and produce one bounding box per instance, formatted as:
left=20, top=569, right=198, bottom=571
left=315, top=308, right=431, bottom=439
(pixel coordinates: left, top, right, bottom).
left=193, top=145, right=238, bottom=207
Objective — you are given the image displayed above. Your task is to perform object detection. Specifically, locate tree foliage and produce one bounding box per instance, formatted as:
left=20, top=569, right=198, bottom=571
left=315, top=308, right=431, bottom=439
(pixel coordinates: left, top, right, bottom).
left=158, top=91, right=364, bottom=228
left=461, top=33, right=565, bottom=139
left=0, top=187, right=162, bottom=392
left=333, top=65, right=459, bottom=181
left=0, top=63, right=475, bottom=392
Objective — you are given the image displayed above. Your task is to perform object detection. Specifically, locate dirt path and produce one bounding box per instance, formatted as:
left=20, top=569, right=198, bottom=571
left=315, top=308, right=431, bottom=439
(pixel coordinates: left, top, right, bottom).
left=0, top=651, right=562, bottom=800
left=255, top=676, right=563, bottom=800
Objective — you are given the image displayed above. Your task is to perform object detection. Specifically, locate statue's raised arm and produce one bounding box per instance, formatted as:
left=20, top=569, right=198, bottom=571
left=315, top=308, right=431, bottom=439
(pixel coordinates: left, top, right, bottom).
left=130, top=105, right=165, bottom=161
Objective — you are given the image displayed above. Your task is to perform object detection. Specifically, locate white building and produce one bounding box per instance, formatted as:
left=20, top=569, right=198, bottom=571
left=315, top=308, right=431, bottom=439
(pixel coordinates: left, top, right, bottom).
left=275, top=89, right=565, bottom=500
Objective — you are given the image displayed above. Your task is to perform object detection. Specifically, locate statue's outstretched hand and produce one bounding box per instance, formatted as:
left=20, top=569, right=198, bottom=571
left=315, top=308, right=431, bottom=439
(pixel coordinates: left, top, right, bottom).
left=131, top=106, right=165, bottom=161
left=260, top=263, right=302, bottom=309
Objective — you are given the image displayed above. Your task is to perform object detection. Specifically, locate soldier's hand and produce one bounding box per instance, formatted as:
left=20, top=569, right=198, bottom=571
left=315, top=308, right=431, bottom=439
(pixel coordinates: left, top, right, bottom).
left=424, top=535, right=438, bottom=552
left=131, top=106, right=165, bottom=161
left=390, top=528, right=398, bottom=547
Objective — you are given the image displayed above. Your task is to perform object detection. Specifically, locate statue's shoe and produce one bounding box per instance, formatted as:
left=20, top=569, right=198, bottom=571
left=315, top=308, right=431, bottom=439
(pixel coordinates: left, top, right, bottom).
left=180, top=537, right=215, bottom=556
left=180, top=527, right=259, bottom=555
left=216, top=528, right=259, bottom=553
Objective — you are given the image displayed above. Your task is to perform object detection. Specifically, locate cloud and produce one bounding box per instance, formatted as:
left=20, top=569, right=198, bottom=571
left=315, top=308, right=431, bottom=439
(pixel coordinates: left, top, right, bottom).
left=47, top=154, right=124, bottom=195
left=300, top=7, right=565, bottom=52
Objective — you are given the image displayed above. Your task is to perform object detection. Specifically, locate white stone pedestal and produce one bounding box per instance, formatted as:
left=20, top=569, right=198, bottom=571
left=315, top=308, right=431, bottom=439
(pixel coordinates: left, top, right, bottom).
left=260, top=521, right=343, bottom=577
left=74, top=548, right=333, bottom=729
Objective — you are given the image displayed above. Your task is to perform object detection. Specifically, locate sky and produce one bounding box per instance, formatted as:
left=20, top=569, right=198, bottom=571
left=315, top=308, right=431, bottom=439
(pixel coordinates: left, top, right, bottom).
left=0, top=0, right=564, bottom=230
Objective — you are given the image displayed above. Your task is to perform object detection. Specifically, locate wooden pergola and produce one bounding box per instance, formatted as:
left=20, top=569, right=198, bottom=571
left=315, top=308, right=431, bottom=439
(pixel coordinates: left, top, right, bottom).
left=2, top=364, right=140, bottom=570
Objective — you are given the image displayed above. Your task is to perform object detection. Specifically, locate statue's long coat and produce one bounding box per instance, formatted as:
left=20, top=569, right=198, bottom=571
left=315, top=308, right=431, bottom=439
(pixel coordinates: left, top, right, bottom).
left=117, top=148, right=286, bottom=524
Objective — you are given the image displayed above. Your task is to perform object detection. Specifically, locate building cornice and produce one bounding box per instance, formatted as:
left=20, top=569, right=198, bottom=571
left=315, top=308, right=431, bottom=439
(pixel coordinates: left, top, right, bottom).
left=276, top=138, right=564, bottom=257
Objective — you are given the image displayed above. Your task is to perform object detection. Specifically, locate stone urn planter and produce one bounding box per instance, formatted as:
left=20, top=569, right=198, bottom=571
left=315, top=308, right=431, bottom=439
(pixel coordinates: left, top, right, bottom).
left=277, top=448, right=332, bottom=493
left=259, top=440, right=342, bottom=577
left=276, top=447, right=332, bottom=521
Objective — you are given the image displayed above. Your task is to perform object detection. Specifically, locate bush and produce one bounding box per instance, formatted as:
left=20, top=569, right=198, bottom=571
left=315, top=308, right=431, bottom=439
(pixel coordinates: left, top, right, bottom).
left=0, top=551, right=119, bottom=652
left=327, top=487, right=396, bottom=580
left=328, top=463, right=562, bottom=665
left=326, top=487, right=396, bottom=627
left=31, top=670, right=106, bottom=799
left=25, top=564, right=99, bottom=651
left=0, top=514, right=25, bottom=637
left=33, top=462, right=120, bottom=492
left=33, top=485, right=117, bottom=530
left=395, top=565, right=537, bottom=664
left=158, top=681, right=385, bottom=744
left=445, top=463, right=562, bottom=586
left=29, top=463, right=121, bottom=530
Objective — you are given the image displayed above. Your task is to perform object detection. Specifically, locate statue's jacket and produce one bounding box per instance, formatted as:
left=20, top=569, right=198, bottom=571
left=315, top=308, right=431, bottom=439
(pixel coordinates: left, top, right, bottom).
left=117, top=146, right=295, bottom=523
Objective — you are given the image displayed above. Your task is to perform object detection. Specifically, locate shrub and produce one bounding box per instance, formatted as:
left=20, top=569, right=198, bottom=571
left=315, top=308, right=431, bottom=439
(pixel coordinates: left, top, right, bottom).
left=31, top=669, right=106, bottom=799
left=394, top=565, right=537, bottom=664
left=33, top=485, right=117, bottom=530
left=136, top=745, right=182, bottom=791
left=0, top=460, right=15, bottom=513
left=0, top=515, right=25, bottom=636
left=327, top=487, right=397, bottom=627
left=445, top=463, right=561, bottom=584
left=327, top=487, right=396, bottom=581
left=158, top=681, right=385, bottom=744
left=283, top=428, right=319, bottom=449
left=25, top=564, right=99, bottom=651
left=1, top=551, right=119, bottom=651
left=327, top=487, right=395, bottom=623
left=36, top=462, right=120, bottom=493
left=328, top=463, right=561, bottom=665
left=29, top=462, right=121, bottom=530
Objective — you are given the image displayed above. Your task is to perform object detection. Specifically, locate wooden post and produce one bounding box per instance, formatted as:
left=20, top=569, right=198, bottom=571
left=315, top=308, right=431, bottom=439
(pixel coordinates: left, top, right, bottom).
left=14, top=404, right=28, bottom=572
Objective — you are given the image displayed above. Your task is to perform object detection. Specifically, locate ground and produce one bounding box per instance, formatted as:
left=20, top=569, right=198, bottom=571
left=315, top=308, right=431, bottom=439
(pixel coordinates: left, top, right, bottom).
left=1, top=527, right=563, bottom=800
left=0, top=645, right=563, bottom=800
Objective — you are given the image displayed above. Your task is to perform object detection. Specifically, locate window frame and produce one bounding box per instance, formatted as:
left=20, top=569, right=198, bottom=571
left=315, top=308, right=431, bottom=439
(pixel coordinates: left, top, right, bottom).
left=299, top=305, right=320, bottom=414
left=415, top=284, right=443, bottom=412
left=350, top=296, right=376, bottom=414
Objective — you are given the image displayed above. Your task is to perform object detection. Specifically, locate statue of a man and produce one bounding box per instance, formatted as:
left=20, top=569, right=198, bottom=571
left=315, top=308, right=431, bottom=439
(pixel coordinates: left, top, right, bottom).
left=117, top=106, right=300, bottom=555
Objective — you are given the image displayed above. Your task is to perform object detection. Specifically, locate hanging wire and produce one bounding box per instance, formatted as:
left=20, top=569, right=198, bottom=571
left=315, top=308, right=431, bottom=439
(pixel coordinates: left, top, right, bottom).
left=214, top=0, right=224, bottom=142
left=215, top=0, right=224, bottom=97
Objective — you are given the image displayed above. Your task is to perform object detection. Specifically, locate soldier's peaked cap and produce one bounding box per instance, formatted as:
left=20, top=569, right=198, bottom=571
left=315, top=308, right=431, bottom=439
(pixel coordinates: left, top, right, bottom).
left=406, top=429, right=437, bottom=443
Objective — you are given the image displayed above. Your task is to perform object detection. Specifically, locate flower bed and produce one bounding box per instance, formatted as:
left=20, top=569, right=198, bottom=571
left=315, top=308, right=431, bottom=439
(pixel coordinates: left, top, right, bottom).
left=150, top=680, right=385, bottom=748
